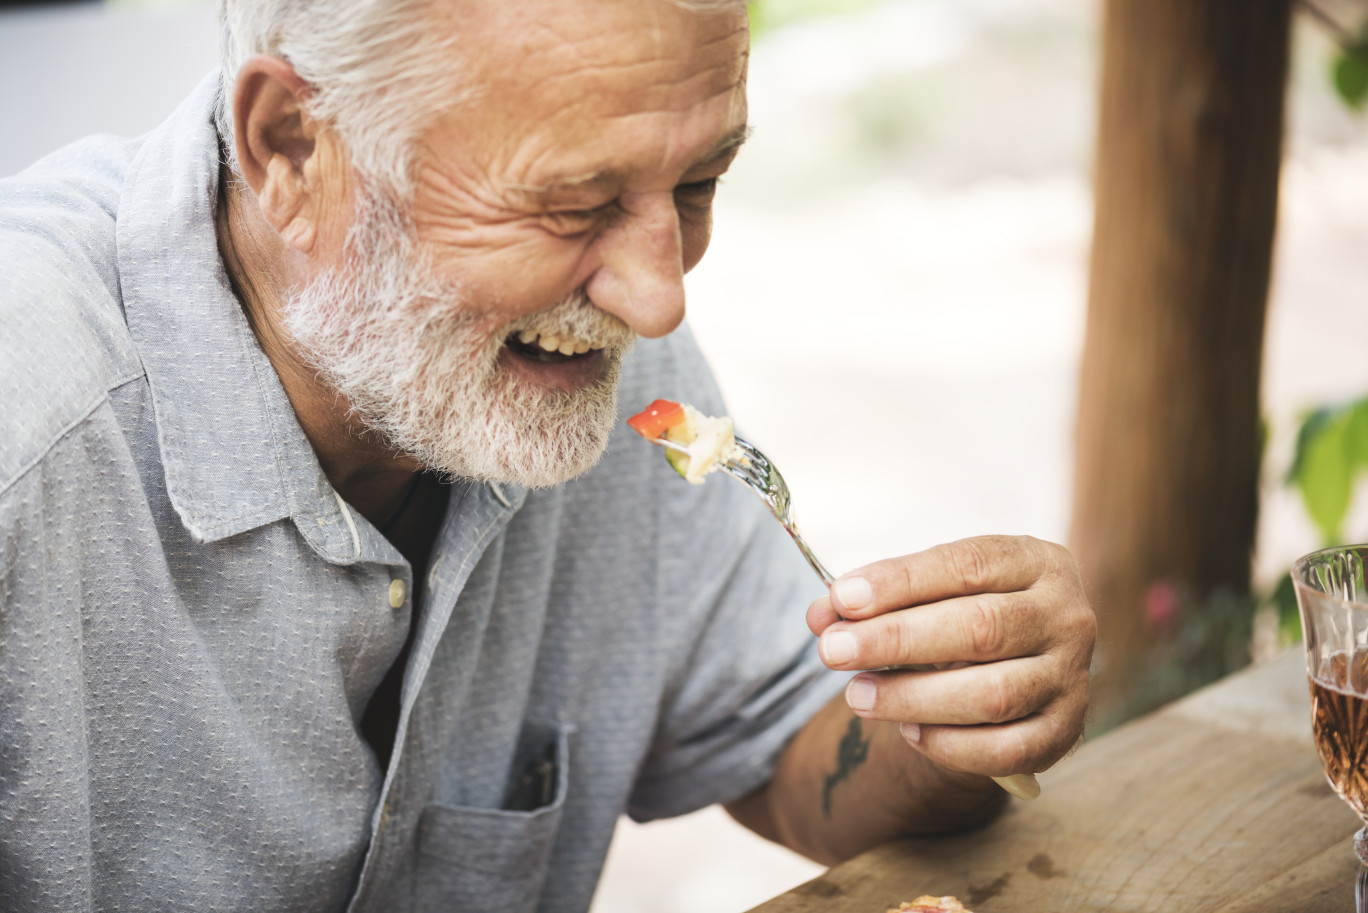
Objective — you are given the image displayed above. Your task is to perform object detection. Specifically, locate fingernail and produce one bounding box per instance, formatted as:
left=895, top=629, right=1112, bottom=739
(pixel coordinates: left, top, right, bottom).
left=900, top=722, right=921, bottom=743
left=845, top=676, right=876, bottom=712
left=831, top=576, right=873, bottom=611
left=822, top=631, right=858, bottom=666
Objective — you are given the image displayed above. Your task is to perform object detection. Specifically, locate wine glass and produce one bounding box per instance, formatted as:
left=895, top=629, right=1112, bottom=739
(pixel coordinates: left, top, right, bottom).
left=1293, top=544, right=1368, bottom=909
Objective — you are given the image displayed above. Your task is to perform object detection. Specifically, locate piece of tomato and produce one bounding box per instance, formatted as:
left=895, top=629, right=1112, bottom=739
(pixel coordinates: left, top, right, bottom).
left=626, top=399, right=685, bottom=440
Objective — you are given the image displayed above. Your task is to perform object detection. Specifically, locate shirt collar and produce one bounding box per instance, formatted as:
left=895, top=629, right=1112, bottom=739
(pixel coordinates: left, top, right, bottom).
left=113, top=73, right=369, bottom=561
left=116, top=73, right=532, bottom=563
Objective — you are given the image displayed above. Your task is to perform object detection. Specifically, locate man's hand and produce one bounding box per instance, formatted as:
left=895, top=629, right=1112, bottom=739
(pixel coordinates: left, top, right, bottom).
left=726, top=535, right=1094, bottom=865
left=807, top=535, right=1096, bottom=779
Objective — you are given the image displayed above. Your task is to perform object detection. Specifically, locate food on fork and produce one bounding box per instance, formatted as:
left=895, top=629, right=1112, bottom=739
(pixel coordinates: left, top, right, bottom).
left=888, top=897, right=974, bottom=913
left=626, top=398, right=746, bottom=485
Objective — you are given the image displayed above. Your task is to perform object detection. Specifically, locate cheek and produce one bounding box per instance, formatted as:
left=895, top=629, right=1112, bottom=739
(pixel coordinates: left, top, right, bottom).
left=430, top=234, right=592, bottom=319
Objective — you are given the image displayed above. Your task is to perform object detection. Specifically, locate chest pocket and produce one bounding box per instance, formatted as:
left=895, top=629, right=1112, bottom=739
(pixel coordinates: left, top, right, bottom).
left=413, top=720, right=570, bottom=912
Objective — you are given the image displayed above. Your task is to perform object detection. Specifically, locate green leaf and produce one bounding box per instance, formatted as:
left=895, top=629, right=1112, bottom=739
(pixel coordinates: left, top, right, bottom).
left=747, top=2, right=771, bottom=37
left=1292, top=409, right=1356, bottom=545
left=747, top=0, right=887, bottom=36
left=1349, top=398, right=1368, bottom=468
left=1335, top=31, right=1368, bottom=110
left=1287, top=406, right=1336, bottom=485
left=1335, top=53, right=1368, bottom=109
left=1270, top=572, right=1302, bottom=645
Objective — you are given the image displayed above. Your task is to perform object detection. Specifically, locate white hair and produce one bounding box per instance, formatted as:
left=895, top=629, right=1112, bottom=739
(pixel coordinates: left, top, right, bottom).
left=215, top=0, right=462, bottom=195
left=214, top=0, right=745, bottom=195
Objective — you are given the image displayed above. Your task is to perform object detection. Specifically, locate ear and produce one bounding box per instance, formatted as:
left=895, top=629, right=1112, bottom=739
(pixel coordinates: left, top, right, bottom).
left=230, top=55, right=342, bottom=254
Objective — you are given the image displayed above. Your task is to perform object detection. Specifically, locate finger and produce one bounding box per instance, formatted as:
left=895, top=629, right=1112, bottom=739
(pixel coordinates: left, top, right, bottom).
left=830, top=535, right=1066, bottom=620
left=900, top=704, right=1081, bottom=778
left=806, top=595, right=842, bottom=636
left=818, top=589, right=1053, bottom=670
left=842, top=658, right=1061, bottom=726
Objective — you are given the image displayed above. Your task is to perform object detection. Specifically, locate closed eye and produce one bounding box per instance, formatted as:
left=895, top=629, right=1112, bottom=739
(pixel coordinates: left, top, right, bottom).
left=542, top=207, right=608, bottom=235
left=676, top=177, right=720, bottom=197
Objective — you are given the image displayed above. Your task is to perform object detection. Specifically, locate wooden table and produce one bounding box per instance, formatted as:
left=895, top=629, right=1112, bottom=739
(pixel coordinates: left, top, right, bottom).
left=751, top=648, right=1362, bottom=912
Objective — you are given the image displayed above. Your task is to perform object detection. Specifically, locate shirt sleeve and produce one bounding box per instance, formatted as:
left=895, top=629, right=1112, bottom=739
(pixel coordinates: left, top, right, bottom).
left=0, top=422, right=110, bottom=913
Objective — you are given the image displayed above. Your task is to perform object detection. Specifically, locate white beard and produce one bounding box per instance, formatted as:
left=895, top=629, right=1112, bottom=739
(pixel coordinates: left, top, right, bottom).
left=282, top=181, right=637, bottom=488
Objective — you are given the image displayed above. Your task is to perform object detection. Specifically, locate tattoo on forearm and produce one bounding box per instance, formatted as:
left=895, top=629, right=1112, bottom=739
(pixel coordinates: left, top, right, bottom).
left=821, top=717, right=871, bottom=818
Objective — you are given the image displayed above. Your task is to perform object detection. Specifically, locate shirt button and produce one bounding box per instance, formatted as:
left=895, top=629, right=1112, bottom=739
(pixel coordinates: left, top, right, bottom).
left=389, top=579, right=407, bottom=608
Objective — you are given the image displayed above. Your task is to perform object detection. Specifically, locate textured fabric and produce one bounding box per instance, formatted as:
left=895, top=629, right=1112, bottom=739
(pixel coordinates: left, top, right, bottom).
left=0, top=73, right=843, bottom=913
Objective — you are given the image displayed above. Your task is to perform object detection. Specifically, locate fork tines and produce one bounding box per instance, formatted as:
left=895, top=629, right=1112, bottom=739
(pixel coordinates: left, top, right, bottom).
left=724, top=437, right=767, bottom=483
left=725, top=436, right=788, bottom=505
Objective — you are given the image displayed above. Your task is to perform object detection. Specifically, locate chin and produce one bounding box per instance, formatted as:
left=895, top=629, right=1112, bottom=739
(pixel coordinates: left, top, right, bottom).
left=395, top=354, right=624, bottom=489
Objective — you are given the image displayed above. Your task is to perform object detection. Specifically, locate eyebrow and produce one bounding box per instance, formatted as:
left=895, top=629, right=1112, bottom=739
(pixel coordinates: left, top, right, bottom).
left=701, top=123, right=754, bottom=167
left=511, top=123, right=753, bottom=196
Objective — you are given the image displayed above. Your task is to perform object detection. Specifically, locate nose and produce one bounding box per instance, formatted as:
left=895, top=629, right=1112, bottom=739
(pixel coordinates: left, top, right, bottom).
left=583, top=193, right=686, bottom=339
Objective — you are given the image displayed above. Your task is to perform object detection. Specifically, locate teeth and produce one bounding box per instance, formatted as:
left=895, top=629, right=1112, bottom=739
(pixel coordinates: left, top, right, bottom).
left=515, top=329, right=603, bottom=355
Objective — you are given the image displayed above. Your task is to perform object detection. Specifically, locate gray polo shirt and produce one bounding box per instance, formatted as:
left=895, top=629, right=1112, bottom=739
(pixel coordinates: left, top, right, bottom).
left=0, top=74, right=841, bottom=913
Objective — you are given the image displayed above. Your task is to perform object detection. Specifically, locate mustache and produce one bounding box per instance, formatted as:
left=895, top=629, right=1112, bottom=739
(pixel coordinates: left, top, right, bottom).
left=503, top=288, right=636, bottom=352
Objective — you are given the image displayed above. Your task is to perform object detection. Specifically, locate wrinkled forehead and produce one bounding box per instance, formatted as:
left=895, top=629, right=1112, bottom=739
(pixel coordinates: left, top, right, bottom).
left=435, top=0, right=750, bottom=136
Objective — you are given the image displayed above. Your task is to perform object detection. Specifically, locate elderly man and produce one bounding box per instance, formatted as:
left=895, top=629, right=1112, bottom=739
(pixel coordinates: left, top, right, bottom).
left=0, top=0, right=1095, bottom=910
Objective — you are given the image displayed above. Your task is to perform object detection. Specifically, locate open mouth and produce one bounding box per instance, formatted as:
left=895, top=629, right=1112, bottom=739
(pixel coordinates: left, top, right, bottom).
left=505, top=329, right=606, bottom=364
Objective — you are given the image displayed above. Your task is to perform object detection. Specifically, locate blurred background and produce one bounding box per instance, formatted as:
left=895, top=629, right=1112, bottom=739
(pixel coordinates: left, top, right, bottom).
left=2, top=0, right=1366, bottom=909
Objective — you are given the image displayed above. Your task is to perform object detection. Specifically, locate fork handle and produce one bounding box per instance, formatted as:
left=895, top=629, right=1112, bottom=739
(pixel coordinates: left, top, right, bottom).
left=993, top=772, right=1042, bottom=800
left=790, top=527, right=837, bottom=587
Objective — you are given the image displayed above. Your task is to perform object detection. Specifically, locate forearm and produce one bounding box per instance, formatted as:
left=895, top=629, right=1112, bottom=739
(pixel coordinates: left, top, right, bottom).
left=726, top=692, right=1007, bottom=866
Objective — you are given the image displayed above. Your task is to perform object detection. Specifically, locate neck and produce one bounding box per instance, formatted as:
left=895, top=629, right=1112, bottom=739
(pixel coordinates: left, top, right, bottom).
left=214, top=164, right=422, bottom=526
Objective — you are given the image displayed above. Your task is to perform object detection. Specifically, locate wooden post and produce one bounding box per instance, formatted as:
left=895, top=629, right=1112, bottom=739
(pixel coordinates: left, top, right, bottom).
left=1073, top=0, right=1292, bottom=728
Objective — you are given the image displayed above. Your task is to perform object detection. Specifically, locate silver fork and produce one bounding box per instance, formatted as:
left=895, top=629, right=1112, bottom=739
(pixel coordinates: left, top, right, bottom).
left=656, top=434, right=835, bottom=585
left=650, top=432, right=1043, bottom=801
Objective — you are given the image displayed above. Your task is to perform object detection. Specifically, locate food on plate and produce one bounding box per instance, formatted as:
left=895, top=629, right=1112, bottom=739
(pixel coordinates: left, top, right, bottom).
left=887, top=898, right=974, bottom=913
left=626, top=398, right=746, bottom=485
